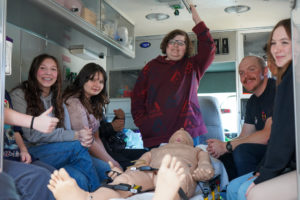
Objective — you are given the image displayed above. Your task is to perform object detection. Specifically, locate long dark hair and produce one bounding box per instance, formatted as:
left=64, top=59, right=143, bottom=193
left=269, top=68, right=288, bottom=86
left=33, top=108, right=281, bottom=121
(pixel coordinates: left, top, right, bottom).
left=16, top=54, right=64, bottom=127
left=63, top=63, right=109, bottom=120
left=267, top=18, right=291, bottom=84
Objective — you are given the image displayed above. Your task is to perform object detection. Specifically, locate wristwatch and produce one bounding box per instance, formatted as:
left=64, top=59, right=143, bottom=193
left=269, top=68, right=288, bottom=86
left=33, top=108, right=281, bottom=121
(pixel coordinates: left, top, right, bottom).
left=226, top=141, right=233, bottom=153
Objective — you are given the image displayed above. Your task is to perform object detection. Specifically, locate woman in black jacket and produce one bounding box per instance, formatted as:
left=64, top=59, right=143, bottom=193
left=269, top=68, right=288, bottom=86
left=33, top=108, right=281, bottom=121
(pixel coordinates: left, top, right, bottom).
left=227, top=18, right=296, bottom=200
left=247, top=18, right=296, bottom=200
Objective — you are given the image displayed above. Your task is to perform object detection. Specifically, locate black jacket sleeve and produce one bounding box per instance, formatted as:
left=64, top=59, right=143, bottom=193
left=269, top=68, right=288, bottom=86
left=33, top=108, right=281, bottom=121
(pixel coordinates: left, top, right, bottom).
left=254, top=65, right=296, bottom=184
left=99, top=117, right=117, bottom=139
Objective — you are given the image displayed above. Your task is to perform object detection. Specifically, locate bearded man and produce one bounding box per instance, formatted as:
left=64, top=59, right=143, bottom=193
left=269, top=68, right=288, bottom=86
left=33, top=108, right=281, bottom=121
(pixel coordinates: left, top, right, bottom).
left=207, top=56, right=276, bottom=180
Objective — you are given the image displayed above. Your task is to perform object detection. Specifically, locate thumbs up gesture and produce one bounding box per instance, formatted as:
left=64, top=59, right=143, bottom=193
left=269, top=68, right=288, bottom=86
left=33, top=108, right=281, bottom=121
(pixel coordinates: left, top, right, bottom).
left=33, top=106, right=59, bottom=133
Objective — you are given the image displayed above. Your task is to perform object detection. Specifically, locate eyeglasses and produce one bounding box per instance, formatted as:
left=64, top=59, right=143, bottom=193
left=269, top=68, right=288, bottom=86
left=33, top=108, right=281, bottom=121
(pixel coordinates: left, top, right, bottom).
left=168, top=39, right=186, bottom=46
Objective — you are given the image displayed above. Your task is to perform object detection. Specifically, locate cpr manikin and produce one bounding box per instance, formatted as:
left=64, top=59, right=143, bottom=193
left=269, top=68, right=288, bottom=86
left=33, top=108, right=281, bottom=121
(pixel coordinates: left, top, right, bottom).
left=48, top=128, right=214, bottom=200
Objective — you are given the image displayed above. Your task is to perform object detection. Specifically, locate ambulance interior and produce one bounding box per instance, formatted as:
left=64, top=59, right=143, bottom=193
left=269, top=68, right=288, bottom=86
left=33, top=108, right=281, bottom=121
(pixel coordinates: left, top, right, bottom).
left=0, top=0, right=300, bottom=199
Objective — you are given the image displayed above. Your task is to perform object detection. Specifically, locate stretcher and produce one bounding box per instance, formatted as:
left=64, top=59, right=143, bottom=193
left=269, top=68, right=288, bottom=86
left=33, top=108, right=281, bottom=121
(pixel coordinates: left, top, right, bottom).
left=110, top=150, right=229, bottom=200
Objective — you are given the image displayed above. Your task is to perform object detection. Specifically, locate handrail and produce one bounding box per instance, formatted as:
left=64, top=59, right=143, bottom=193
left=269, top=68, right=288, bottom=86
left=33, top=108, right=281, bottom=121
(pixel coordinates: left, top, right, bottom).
left=0, top=0, right=7, bottom=172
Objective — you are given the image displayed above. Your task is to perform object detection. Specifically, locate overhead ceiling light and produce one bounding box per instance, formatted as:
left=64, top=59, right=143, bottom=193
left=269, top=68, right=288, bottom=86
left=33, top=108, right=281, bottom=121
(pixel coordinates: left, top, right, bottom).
left=145, top=13, right=170, bottom=21
left=224, top=5, right=250, bottom=14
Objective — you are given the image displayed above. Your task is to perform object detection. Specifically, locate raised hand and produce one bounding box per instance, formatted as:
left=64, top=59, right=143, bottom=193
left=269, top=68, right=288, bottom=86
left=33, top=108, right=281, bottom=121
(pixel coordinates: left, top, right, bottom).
left=190, top=4, right=202, bottom=24
left=111, top=119, right=125, bottom=132
left=112, top=109, right=125, bottom=132
left=114, top=109, right=125, bottom=119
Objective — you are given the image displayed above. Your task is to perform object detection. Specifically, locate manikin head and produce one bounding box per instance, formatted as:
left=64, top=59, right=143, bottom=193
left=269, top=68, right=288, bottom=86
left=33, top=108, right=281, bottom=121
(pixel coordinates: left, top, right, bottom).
left=169, top=128, right=194, bottom=147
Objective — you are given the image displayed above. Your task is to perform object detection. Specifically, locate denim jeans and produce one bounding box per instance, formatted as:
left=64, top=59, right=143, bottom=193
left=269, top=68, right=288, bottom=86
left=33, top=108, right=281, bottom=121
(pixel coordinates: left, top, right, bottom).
left=226, top=172, right=256, bottom=200
left=0, top=172, right=20, bottom=200
left=28, top=141, right=101, bottom=192
left=233, top=143, right=266, bottom=176
left=3, top=159, right=54, bottom=200
left=219, top=153, right=238, bottom=181
left=91, top=156, right=110, bottom=183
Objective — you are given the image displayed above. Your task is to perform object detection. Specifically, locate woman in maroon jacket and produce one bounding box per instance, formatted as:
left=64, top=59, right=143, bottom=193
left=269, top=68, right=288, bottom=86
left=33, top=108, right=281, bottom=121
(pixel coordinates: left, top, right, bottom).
left=131, top=5, right=215, bottom=148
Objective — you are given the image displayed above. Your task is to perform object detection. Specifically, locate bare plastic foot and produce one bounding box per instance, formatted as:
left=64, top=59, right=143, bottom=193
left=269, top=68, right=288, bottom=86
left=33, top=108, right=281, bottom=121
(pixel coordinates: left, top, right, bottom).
left=47, top=168, right=90, bottom=200
left=153, top=154, right=186, bottom=200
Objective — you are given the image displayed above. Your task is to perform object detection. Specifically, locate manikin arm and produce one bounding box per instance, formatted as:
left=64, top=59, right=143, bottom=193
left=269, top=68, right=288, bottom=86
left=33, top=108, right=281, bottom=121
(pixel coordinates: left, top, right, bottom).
left=133, top=151, right=152, bottom=167
left=192, top=149, right=214, bottom=181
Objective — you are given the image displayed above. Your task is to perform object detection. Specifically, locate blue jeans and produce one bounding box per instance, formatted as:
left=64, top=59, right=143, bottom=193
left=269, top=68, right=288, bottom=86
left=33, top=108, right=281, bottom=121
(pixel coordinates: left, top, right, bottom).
left=233, top=143, right=266, bottom=176
left=3, top=159, right=54, bottom=200
left=0, top=172, right=19, bottom=200
left=91, top=156, right=110, bottom=183
left=226, top=172, right=256, bottom=200
left=28, top=141, right=100, bottom=192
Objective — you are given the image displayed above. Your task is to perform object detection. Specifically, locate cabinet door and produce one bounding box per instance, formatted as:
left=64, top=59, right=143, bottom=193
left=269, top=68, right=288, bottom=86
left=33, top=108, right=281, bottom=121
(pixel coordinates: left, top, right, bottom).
left=111, top=37, right=161, bottom=70
left=101, top=1, right=135, bottom=51
left=109, top=70, right=140, bottom=98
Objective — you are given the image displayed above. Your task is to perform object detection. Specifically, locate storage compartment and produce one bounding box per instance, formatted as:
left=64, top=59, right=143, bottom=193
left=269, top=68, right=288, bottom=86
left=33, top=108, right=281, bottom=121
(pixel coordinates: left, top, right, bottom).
left=81, top=7, right=97, bottom=26
left=7, top=0, right=135, bottom=58
left=101, top=1, right=134, bottom=50
left=109, top=70, right=140, bottom=98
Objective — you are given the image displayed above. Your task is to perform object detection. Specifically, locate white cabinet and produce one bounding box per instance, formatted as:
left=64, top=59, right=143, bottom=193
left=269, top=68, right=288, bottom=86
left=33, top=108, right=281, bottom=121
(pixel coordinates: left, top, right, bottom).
left=7, top=0, right=135, bottom=58
left=110, top=35, right=163, bottom=70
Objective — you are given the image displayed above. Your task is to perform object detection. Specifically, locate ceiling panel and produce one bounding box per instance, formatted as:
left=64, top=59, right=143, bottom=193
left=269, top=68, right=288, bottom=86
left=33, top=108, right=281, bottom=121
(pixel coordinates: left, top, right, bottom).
left=109, top=0, right=291, bottom=36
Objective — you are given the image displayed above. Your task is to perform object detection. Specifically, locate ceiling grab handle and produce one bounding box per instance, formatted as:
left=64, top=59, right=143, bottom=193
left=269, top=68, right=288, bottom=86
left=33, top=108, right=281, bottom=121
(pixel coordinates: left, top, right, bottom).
left=181, top=0, right=191, bottom=13
left=291, top=0, right=296, bottom=9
